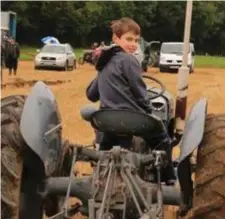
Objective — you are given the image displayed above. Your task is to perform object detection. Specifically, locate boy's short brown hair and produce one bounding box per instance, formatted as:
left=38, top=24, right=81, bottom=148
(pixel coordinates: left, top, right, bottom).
left=111, top=17, right=141, bottom=38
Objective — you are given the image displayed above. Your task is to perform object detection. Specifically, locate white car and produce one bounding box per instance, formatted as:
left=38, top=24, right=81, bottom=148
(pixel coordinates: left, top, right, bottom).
left=34, top=43, right=76, bottom=71
left=159, top=42, right=195, bottom=73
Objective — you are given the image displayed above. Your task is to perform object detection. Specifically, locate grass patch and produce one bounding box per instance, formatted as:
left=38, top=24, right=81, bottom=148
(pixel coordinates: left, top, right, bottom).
left=195, top=55, right=225, bottom=68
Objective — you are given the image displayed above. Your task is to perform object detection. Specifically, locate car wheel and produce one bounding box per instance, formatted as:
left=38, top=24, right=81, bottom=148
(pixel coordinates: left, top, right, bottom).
left=189, top=66, right=194, bottom=74
left=64, top=61, right=68, bottom=71
left=159, top=67, right=165, bottom=73
left=74, top=60, right=77, bottom=69
left=142, top=66, right=148, bottom=72
left=68, top=62, right=73, bottom=71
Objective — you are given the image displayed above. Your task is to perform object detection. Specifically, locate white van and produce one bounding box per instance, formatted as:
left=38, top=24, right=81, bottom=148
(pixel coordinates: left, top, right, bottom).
left=159, top=42, right=195, bottom=73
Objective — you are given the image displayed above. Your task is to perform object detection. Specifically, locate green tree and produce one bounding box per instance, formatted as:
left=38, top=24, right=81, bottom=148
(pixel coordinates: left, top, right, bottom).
left=1, top=1, right=225, bottom=54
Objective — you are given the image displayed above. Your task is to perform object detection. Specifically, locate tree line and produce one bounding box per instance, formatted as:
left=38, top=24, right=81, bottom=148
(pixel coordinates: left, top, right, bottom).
left=2, top=1, right=225, bottom=55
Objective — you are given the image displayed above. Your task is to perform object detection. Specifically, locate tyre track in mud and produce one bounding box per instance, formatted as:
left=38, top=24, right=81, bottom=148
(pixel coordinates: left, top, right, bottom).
left=1, top=78, right=71, bottom=89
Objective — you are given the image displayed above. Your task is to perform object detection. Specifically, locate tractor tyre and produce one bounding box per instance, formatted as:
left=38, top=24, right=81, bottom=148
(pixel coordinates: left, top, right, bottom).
left=1, top=95, right=73, bottom=219
left=159, top=67, right=166, bottom=73
left=148, top=53, right=156, bottom=67
left=192, top=114, right=225, bottom=219
left=189, top=66, right=194, bottom=74
left=44, top=139, right=73, bottom=217
left=1, top=95, right=44, bottom=219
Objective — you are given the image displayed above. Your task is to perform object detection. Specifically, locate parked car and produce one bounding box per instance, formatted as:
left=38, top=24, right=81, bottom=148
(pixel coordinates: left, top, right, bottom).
left=159, top=42, right=195, bottom=73
left=133, top=44, right=144, bottom=66
left=34, top=43, right=76, bottom=71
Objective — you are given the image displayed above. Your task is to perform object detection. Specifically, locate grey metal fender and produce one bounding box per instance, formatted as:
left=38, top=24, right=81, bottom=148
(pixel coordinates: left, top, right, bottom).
left=20, top=81, right=62, bottom=177
left=177, top=98, right=207, bottom=210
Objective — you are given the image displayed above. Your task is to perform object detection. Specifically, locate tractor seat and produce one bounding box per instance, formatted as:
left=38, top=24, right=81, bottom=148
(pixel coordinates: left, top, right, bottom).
left=90, top=109, right=167, bottom=139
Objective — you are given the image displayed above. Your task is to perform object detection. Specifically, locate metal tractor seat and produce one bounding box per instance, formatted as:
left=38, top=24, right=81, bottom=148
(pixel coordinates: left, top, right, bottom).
left=90, top=109, right=168, bottom=139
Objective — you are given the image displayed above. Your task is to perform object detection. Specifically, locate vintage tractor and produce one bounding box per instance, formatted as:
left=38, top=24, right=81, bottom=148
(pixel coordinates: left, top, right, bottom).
left=1, top=73, right=225, bottom=219
left=78, top=49, right=98, bottom=66
left=141, top=40, right=161, bottom=72
left=78, top=45, right=102, bottom=66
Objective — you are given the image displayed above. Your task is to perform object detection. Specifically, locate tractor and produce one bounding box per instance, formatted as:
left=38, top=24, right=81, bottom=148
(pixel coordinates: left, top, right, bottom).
left=140, top=39, right=161, bottom=72
left=78, top=48, right=99, bottom=66
left=1, top=2, right=225, bottom=219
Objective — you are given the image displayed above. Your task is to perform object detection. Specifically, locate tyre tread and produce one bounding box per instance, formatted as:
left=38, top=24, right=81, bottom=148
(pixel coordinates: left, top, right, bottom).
left=1, top=95, right=26, bottom=219
left=192, top=114, right=225, bottom=219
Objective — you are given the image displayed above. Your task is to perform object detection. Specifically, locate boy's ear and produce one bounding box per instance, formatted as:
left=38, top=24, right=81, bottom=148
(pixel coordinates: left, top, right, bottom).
left=112, top=34, right=119, bottom=43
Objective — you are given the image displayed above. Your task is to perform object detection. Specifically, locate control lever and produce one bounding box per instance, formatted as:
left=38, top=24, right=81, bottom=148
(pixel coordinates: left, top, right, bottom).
left=154, top=151, right=165, bottom=219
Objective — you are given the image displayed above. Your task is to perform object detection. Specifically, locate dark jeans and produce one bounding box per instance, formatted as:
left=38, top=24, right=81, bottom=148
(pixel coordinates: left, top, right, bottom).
left=6, top=58, right=18, bottom=75
left=99, top=133, right=132, bottom=150
left=80, top=106, right=176, bottom=180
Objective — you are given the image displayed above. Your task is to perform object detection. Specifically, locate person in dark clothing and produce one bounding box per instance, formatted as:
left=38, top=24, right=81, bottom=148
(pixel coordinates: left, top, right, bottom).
left=1, top=34, right=8, bottom=77
left=84, top=17, right=176, bottom=185
left=86, top=19, right=151, bottom=113
left=5, top=37, right=20, bottom=76
left=1, top=42, right=5, bottom=75
left=85, top=17, right=151, bottom=150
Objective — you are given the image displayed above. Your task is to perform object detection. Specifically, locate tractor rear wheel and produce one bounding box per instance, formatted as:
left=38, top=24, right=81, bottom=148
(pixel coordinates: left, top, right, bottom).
left=148, top=53, right=156, bottom=67
left=192, top=114, right=225, bottom=219
left=1, top=95, right=43, bottom=219
left=1, top=95, right=72, bottom=219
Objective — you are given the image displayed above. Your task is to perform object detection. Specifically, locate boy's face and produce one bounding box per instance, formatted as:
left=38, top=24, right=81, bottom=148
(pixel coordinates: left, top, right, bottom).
left=113, top=31, right=140, bottom=54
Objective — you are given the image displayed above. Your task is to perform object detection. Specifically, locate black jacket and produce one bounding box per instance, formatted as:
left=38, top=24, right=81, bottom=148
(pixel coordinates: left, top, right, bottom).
left=86, top=45, right=151, bottom=113
left=5, top=41, right=20, bottom=60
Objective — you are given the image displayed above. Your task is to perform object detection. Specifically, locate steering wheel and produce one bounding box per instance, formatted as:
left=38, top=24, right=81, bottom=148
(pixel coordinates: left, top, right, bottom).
left=142, top=74, right=165, bottom=100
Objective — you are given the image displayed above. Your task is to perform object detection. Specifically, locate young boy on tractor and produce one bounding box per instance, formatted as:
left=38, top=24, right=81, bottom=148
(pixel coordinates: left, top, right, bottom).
left=83, top=17, right=176, bottom=185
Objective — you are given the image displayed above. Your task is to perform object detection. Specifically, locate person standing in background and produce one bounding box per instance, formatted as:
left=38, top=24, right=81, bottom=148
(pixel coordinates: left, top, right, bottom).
left=5, top=37, right=20, bottom=76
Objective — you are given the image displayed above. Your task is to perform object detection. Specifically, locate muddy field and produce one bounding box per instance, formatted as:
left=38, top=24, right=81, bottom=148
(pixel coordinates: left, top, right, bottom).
left=1, top=61, right=225, bottom=218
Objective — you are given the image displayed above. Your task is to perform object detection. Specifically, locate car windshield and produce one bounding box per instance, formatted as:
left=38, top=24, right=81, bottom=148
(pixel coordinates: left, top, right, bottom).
left=161, top=44, right=190, bottom=54
left=41, top=45, right=65, bottom=54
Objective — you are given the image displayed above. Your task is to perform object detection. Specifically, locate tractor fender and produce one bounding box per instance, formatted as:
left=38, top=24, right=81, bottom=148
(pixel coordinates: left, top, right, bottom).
left=20, top=81, right=62, bottom=177
left=177, top=98, right=207, bottom=212
left=178, top=98, right=207, bottom=163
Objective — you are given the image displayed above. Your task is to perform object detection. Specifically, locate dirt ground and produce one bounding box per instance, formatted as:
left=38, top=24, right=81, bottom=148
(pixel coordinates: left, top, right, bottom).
left=1, top=61, right=225, bottom=218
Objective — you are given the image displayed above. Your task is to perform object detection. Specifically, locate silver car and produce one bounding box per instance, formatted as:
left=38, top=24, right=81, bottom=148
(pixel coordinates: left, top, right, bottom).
left=34, top=43, right=76, bottom=71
